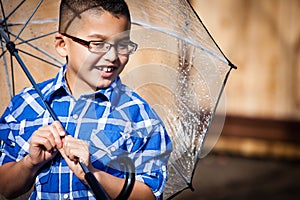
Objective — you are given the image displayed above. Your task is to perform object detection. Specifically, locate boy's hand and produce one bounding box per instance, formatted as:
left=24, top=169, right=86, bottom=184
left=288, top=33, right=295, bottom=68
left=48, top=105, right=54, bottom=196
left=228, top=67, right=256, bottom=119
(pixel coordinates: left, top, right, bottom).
left=26, top=121, right=65, bottom=168
left=26, top=120, right=91, bottom=182
left=59, top=135, right=91, bottom=183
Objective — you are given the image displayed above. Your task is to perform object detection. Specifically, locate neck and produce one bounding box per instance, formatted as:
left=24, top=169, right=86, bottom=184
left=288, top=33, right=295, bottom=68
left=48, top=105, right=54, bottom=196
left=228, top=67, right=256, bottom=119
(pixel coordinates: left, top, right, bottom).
left=65, top=70, right=96, bottom=100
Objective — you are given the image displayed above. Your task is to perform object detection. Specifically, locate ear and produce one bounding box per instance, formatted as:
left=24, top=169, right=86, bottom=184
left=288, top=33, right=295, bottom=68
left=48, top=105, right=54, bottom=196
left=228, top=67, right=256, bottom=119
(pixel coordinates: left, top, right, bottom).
left=55, top=33, right=68, bottom=57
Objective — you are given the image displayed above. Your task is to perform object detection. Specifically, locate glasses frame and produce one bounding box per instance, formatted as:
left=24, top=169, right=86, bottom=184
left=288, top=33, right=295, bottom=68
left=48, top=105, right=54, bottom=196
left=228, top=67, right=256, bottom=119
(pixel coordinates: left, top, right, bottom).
left=60, top=33, right=138, bottom=55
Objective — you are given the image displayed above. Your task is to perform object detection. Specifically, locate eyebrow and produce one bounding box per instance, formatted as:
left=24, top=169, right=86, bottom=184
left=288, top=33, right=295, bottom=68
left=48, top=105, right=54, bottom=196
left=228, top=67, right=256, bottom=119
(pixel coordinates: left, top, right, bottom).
left=87, top=33, right=106, bottom=39
left=88, top=33, right=131, bottom=41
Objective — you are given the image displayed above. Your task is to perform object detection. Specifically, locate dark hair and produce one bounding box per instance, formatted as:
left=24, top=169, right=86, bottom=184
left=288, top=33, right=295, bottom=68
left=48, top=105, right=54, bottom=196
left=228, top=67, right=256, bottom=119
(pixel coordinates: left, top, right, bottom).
left=59, top=0, right=131, bottom=33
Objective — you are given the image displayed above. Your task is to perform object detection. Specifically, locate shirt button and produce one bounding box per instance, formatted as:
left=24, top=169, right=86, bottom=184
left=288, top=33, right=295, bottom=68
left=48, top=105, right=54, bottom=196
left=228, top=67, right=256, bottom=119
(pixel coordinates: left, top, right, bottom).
left=73, top=114, right=79, bottom=120
left=123, top=133, right=130, bottom=140
left=110, top=146, right=116, bottom=152
left=63, top=194, right=69, bottom=199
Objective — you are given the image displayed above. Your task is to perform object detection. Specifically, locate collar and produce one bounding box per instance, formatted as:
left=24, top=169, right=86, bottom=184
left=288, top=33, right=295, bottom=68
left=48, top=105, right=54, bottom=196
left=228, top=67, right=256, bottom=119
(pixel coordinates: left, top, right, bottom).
left=43, top=64, right=69, bottom=102
left=44, top=64, right=123, bottom=104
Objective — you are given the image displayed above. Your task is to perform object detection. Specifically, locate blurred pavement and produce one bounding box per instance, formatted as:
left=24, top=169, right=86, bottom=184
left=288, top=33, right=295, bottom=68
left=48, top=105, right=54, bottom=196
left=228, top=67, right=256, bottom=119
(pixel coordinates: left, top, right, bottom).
left=173, top=153, right=300, bottom=200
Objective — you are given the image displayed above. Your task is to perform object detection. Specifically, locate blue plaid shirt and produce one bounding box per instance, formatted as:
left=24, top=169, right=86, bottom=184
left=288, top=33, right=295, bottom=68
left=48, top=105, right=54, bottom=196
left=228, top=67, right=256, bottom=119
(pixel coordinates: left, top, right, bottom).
left=0, top=65, right=172, bottom=199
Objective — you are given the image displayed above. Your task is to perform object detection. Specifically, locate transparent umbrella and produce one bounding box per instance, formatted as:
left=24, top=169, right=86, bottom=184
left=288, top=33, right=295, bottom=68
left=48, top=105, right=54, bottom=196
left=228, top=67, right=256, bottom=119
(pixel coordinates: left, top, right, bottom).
left=0, top=0, right=236, bottom=199
left=124, top=0, right=236, bottom=199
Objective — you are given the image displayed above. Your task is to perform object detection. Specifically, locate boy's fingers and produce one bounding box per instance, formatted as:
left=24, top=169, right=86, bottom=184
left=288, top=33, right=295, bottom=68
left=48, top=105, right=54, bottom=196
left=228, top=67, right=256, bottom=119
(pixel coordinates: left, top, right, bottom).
left=50, top=124, right=62, bottom=149
left=51, top=121, right=65, bottom=149
left=35, top=128, right=56, bottom=147
left=32, top=130, right=55, bottom=152
left=53, top=121, right=66, bottom=137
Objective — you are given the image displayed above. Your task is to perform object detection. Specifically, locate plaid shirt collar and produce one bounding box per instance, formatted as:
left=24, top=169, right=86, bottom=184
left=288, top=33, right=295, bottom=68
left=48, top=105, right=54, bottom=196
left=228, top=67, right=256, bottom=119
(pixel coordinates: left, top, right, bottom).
left=43, top=64, right=122, bottom=104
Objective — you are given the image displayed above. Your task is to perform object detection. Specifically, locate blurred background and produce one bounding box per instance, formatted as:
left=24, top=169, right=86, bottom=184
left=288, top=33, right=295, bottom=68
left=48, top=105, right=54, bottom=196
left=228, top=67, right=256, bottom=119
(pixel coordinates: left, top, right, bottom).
left=174, top=0, right=300, bottom=199
left=1, top=0, right=300, bottom=199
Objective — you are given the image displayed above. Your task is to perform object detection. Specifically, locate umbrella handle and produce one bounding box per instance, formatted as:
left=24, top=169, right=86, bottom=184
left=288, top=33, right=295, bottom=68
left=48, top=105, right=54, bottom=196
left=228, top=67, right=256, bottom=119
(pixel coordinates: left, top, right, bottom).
left=115, top=157, right=136, bottom=200
left=81, top=157, right=136, bottom=200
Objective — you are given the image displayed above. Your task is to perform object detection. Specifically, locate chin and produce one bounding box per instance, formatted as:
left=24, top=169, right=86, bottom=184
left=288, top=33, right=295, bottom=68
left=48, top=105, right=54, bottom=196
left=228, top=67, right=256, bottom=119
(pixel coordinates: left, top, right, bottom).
left=96, top=80, right=113, bottom=89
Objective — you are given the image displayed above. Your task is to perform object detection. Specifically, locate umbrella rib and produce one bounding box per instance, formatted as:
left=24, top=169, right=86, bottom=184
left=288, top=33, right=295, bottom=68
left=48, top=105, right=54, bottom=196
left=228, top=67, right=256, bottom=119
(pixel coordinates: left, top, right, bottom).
left=16, top=31, right=57, bottom=45
left=131, top=21, right=228, bottom=65
left=18, top=48, right=61, bottom=68
left=169, top=160, right=192, bottom=189
left=0, top=0, right=26, bottom=23
left=9, top=31, right=63, bottom=66
left=0, top=0, right=10, bottom=40
left=0, top=40, right=13, bottom=98
left=0, top=49, right=6, bottom=58
left=10, top=53, right=15, bottom=96
left=6, top=19, right=58, bottom=26
left=200, top=67, right=235, bottom=152
left=14, top=0, right=44, bottom=43
left=186, top=0, right=237, bottom=69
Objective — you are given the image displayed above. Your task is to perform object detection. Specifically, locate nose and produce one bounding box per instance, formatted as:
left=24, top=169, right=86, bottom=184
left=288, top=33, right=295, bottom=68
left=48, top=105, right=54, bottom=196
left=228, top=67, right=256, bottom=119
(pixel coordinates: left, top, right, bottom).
left=103, top=45, right=118, bottom=62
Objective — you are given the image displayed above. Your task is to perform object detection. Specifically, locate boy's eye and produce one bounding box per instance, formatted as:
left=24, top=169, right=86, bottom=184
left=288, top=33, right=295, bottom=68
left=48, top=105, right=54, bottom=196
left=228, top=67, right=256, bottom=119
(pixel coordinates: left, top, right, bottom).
left=92, top=42, right=106, bottom=49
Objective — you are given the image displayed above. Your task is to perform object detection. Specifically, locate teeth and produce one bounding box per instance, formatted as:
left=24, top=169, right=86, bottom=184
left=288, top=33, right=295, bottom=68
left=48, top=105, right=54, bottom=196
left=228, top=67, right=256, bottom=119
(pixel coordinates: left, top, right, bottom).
left=101, top=67, right=114, bottom=72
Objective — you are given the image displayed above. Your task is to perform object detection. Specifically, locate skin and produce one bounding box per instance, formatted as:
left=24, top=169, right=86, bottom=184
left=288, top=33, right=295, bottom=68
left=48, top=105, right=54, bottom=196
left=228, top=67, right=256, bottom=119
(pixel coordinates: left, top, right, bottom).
left=0, top=11, right=155, bottom=200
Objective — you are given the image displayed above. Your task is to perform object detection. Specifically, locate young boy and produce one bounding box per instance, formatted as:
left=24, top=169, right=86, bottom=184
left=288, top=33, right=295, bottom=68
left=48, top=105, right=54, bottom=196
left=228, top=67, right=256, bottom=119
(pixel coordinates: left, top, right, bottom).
left=0, top=0, right=172, bottom=199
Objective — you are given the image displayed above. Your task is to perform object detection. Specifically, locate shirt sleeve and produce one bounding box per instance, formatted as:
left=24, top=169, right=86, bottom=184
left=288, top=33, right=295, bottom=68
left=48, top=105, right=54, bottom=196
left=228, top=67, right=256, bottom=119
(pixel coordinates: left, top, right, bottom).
left=133, top=123, right=172, bottom=200
left=0, top=91, right=45, bottom=165
left=0, top=106, right=18, bottom=165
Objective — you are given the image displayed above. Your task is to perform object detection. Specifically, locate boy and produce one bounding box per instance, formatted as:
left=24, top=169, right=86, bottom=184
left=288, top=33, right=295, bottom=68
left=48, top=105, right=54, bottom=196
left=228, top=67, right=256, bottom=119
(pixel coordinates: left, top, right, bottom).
left=0, top=0, right=172, bottom=199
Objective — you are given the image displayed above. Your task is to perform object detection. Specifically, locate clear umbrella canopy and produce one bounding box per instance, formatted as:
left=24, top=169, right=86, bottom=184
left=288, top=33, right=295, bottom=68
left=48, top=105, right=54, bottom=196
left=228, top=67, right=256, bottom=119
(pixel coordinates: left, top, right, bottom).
left=124, top=0, right=236, bottom=198
left=0, top=0, right=236, bottom=199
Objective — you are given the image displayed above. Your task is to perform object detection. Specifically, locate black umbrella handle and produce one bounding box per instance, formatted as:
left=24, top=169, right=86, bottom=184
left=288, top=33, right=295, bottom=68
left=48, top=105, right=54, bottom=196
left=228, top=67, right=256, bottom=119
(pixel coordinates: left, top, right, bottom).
left=79, top=162, right=110, bottom=199
left=115, top=157, right=136, bottom=200
left=80, top=157, right=136, bottom=200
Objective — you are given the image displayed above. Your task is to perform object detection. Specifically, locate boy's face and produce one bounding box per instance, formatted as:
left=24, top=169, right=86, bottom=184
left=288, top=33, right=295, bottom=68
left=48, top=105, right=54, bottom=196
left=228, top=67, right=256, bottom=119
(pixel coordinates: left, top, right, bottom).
left=56, top=10, right=131, bottom=95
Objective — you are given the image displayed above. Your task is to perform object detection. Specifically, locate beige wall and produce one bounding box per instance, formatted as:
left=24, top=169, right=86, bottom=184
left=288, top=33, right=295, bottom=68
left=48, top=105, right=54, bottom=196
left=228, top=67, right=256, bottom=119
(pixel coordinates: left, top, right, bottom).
left=190, top=0, right=300, bottom=120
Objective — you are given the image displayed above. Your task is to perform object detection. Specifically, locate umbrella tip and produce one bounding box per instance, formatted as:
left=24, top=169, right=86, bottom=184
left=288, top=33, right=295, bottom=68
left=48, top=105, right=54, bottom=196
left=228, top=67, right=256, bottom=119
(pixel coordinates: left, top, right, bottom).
left=229, top=61, right=238, bottom=70
left=188, top=183, right=195, bottom=192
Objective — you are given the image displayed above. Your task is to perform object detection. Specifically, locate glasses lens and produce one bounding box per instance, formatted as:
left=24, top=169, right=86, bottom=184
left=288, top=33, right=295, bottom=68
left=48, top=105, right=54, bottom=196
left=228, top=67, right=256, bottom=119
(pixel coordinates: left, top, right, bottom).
left=118, top=42, right=137, bottom=55
left=90, top=42, right=110, bottom=53
left=90, top=41, right=137, bottom=55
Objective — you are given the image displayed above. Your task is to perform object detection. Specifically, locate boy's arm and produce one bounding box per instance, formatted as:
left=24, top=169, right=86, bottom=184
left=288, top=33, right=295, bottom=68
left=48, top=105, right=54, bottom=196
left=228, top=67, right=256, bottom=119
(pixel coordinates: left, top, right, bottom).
left=93, top=170, right=155, bottom=200
left=0, top=155, right=40, bottom=198
left=0, top=121, right=64, bottom=198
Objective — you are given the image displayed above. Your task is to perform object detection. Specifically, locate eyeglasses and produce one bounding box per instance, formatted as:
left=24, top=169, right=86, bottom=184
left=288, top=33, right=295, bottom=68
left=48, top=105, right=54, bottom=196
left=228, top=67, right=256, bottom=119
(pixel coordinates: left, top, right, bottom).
left=61, top=33, right=138, bottom=55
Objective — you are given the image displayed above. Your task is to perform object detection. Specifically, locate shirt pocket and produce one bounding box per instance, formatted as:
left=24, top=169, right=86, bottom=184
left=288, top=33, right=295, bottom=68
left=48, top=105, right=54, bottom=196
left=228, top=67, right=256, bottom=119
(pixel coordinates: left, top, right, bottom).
left=90, top=129, right=146, bottom=164
left=90, top=129, right=124, bottom=161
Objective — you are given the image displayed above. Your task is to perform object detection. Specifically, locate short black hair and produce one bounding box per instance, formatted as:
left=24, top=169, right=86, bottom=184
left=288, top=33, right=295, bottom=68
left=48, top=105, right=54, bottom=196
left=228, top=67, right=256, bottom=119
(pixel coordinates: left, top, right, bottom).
left=59, top=0, right=131, bottom=33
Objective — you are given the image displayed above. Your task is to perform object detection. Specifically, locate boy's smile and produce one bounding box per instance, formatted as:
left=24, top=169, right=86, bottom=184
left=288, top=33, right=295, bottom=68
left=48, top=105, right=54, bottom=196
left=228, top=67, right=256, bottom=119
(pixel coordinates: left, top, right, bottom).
left=55, top=9, right=132, bottom=98
left=95, top=64, right=118, bottom=78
